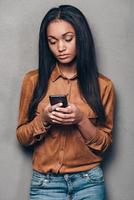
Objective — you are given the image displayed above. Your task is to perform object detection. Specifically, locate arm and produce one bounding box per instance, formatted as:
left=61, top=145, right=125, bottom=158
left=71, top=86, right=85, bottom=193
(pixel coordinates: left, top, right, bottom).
left=77, top=80, right=115, bottom=152
left=16, top=72, right=48, bottom=146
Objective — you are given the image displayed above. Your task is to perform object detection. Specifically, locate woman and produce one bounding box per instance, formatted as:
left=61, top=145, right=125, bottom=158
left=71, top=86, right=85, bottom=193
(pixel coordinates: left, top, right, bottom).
left=16, top=4, right=115, bottom=200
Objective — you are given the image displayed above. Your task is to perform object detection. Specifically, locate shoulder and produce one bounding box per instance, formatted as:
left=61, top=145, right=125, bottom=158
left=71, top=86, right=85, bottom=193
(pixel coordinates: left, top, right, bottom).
left=98, top=73, right=116, bottom=106
left=98, top=73, right=115, bottom=99
left=22, top=68, right=38, bottom=88
left=98, top=73, right=114, bottom=89
left=24, top=68, right=38, bottom=81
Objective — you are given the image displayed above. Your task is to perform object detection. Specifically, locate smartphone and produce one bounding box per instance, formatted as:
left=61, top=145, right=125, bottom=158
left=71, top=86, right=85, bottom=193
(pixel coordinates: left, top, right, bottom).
left=49, top=95, right=68, bottom=107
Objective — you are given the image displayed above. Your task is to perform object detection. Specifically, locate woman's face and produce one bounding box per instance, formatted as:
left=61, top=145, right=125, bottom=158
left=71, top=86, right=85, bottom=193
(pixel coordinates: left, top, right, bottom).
left=47, top=19, right=76, bottom=64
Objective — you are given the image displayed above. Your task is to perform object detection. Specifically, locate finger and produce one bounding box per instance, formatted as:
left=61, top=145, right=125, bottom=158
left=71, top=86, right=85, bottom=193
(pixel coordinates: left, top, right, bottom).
left=49, top=112, right=66, bottom=123
left=51, top=115, right=64, bottom=123
left=55, top=105, right=72, bottom=113
left=52, top=102, right=63, bottom=111
left=50, top=115, right=75, bottom=125
left=48, top=103, right=63, bottom=112
left=51, top=120, right=62, bottom=124
left=53, top=120, right=74, bottom=125
left=51, top=114, right=75, bottom=124
left=52, top=111, right=72, bottom=119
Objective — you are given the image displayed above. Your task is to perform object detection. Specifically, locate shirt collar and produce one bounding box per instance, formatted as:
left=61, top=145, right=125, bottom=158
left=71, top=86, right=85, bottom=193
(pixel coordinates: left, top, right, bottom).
left=51, top=64, right=77, bottom=82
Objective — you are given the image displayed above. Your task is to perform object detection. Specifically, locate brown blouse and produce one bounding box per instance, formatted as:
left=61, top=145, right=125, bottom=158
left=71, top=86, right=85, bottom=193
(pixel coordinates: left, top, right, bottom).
left=16, top=65, right=115, bottom=174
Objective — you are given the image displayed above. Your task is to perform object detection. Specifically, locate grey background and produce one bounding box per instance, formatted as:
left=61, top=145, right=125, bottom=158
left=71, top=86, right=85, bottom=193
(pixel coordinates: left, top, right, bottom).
left=0, top=0, right=133, bottom=199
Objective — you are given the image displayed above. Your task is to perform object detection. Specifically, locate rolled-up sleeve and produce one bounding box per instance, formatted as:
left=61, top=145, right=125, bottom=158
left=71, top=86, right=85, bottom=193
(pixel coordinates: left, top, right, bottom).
left=78, top=80, right=115, bottom=153
left=16, top=72, right=47, bottom=146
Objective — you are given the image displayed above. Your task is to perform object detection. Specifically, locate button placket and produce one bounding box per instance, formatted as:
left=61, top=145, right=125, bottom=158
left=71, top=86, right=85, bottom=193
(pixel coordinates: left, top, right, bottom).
left=59, top=135, right=66, bottom=160
left=66, top=79, right=72, bottom=101
left=56, top=133, right=66, bottom=172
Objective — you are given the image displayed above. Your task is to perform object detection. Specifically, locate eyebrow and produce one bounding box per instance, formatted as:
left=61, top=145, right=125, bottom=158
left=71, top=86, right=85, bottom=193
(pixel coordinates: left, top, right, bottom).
left=47, top=31, right=75, bottom=39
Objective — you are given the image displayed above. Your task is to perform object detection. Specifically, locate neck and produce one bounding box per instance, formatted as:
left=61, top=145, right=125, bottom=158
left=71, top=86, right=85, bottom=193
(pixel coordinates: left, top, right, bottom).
left=57, top=60, right=77, bottom=77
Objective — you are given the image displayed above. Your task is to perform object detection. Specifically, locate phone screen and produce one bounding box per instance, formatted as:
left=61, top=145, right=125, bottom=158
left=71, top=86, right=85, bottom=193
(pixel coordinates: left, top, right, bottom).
left=49, top=95, right=68, bottom=107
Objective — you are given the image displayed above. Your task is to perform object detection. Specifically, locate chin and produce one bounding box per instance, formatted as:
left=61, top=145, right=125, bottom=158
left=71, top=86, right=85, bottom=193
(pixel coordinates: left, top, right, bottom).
left=59, top=60, right=72, bottom=64
left=58, top=57, right=76, bottom=64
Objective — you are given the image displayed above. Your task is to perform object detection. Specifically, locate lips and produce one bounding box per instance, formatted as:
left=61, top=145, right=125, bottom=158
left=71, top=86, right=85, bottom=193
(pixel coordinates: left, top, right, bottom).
left=58, top=54, right=69, bottom=59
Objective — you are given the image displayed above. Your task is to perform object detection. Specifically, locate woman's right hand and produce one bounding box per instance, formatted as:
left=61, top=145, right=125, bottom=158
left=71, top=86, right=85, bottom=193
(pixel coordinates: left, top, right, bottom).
left=42, top=103, right=63, bottom=124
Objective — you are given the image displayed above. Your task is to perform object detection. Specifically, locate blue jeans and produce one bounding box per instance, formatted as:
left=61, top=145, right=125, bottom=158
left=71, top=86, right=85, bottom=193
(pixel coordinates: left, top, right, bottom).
left=29, top=166, right=105, bottom=200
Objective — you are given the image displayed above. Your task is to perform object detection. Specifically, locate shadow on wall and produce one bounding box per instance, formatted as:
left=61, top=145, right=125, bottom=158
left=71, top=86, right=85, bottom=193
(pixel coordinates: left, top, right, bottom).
left=101, top=92, right=119, bottom=200
left=15, top=143, right=33, bottom=200
left=19, top=144, right=34, bottom=158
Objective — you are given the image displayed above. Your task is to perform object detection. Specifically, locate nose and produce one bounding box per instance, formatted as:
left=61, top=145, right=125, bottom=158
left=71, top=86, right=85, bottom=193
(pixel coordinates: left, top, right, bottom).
left=57, top=40, right=66, bottom=52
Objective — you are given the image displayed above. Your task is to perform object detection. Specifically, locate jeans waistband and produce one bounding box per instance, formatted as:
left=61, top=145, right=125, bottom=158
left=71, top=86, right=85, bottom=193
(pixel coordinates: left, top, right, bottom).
left=32, top=165, right=102, bottom=179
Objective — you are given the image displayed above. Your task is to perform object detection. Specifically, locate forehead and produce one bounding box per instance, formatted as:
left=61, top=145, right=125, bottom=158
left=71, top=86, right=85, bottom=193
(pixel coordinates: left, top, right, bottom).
left=47, top=19, right=75, bottom=36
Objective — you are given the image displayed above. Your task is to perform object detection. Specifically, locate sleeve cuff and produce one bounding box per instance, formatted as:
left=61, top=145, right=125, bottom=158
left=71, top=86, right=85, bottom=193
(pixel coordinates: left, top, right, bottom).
left=32, top=114, right=52, bottom=138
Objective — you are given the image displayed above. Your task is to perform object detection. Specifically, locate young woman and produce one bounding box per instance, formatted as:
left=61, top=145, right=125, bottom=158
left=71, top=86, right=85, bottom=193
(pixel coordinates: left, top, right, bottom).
left=16, top=4, right=115, bottom=200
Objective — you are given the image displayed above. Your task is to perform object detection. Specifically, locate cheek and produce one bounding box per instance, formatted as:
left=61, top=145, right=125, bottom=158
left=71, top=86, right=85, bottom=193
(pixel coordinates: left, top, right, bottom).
left=70, top=42, right=76, bottom=55
left=48, top=45, right=57, bottom=55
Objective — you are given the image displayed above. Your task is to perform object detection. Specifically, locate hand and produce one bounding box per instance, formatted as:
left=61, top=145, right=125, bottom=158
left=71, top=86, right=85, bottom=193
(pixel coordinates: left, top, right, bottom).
left=42, top=102, right=63, bottom=124
left=50, top=103, right=84, bottom=125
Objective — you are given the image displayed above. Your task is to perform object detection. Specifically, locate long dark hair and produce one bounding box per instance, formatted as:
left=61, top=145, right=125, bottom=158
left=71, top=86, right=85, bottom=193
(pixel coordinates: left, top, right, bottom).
left=28, top=4, right=106, bottom=125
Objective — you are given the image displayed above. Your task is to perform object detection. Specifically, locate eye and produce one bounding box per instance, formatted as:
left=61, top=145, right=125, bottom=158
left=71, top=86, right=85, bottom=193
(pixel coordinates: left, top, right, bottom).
left=65, top=36, right=73, bottom=42
left=48, top=39, right=56, bottom=45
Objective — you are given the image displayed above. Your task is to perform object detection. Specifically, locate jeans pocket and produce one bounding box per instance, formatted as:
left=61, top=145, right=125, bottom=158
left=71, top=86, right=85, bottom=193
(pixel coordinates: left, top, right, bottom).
left=31, top=177, right=44, bottom=188
left=88, top=167, right=104, bottom=184
left=30, top=170, right=44, bottom=188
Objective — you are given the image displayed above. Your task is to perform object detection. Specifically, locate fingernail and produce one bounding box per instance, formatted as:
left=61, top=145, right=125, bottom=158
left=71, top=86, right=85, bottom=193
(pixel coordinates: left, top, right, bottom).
left=56, top=107, right=59, bottom=111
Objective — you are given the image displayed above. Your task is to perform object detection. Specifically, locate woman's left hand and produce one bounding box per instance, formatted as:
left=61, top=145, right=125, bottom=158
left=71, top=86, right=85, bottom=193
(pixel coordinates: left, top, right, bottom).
left=50, top=103, right=84, bottom=125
